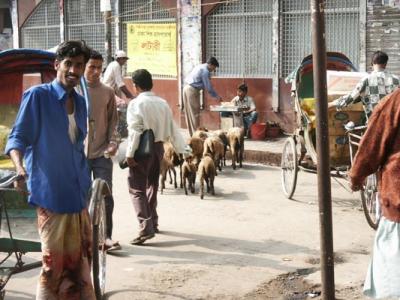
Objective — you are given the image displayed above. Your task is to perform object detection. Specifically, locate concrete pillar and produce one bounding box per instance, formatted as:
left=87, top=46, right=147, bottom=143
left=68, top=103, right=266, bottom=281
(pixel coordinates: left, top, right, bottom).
left=359, top=0, right=367, bottom=72
left=177, top=0, right=202, bottom=112
left=10, top=0, right=18, bottom=48
left=59, top=0, right=65, bottom=42
left=271, top=0, right=280, bottom=112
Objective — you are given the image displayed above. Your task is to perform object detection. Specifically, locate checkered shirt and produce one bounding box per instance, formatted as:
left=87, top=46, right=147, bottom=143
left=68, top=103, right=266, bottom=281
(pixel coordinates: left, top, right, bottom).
left=336, top=70, right=399, bottom=116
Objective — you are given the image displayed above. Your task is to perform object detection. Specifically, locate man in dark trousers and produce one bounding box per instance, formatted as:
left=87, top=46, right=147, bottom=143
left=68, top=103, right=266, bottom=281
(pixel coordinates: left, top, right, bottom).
left=125, top=69, right=189, bottom=245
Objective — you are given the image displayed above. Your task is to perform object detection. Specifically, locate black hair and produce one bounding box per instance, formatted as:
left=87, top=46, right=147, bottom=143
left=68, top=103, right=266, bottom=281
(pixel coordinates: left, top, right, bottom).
left=89, top=49, right=103, bottom=61
left=207, top=56, right=219, bottom=68
left=131, top=69, right=153, bottom=91
left=237, top=83, right=248, bottom=93
left=55, top=40, right=91, bottom=63
left=372, top=51, right=388, bottom=65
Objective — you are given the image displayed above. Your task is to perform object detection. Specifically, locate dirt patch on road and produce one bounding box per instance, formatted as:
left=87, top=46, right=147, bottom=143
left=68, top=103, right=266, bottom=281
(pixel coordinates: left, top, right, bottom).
left=233, top=267, right=364, bottom=300
left=242, top=268, right=320, bottom=300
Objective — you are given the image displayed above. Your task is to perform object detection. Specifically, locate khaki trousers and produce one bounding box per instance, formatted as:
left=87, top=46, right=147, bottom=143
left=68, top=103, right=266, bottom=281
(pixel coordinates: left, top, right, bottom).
left=183, top=85, right=200, bottom=136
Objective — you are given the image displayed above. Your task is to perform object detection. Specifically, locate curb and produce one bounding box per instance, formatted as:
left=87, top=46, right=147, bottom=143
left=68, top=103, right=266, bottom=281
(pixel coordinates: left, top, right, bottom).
left=226, top=149, right=282, bottom=167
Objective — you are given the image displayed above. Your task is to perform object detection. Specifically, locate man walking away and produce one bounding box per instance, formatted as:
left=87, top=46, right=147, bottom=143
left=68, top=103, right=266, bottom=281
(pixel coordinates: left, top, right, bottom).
left=183, top=57, right=222, bottom=136
left=125, top=69, right=189, bottom=245
left=5, top=40, right=95, bottom=299
left=85, top=49, right=120, bottom=252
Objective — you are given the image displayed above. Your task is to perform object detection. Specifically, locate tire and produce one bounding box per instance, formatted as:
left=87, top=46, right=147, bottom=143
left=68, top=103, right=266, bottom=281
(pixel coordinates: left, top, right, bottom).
left=281, top=137, right=298, bottom=199
left=89, top=179, right=108, bottom=300
left=360, top=174, right=379, bottom=230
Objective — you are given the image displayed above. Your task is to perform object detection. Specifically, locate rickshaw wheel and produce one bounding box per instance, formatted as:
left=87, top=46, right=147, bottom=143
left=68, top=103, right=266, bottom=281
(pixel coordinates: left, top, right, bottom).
left=281, top=137, right=298, bottom=199
left=360, top=174, right=379, bottom=230
left=89, top=179, right=108, bottom=300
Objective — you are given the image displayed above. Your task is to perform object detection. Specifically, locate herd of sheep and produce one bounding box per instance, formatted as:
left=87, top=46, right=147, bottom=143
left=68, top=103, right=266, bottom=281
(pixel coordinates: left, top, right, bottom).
left=160, top=127, right=245, bottom=199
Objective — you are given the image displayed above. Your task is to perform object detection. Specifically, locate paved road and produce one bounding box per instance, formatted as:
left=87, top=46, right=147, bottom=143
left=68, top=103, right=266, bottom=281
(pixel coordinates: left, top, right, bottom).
left=5, top=161, right=374, bottom=299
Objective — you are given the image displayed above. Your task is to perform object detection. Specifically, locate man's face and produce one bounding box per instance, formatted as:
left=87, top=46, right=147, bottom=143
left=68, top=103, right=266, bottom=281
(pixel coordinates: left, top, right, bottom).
left=237, top=89, right=246, bottom=100
left=207, top=64, right=217, bottom=72
left=117, top=57, right=128, bottom=66
left=55, top=55, right=86, bottom=91
left=85, top=58, right=103, bottom=84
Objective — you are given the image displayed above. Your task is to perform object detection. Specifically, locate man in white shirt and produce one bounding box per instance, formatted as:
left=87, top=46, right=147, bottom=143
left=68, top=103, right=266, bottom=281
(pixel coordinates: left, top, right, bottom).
left=125, top=69, right=187, bottom=245
left=102, top=50, right=133, bottom=99
left=102, top=50, right=134, bottom=138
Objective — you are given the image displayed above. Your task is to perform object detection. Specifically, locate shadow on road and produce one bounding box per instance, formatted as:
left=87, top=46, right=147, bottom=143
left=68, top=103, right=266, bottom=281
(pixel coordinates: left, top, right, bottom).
left=108, top=231, right=317, bottom=272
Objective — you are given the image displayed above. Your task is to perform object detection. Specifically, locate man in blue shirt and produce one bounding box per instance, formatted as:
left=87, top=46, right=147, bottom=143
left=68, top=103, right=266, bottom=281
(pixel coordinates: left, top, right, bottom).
left=5, top=40, right=95, bottom=299
left=183, top=57, right=222, bottom=136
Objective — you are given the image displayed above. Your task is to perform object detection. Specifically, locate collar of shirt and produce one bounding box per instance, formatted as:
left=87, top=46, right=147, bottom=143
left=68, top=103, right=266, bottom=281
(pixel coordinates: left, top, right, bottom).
left=51, top=79, right=81, bottom=103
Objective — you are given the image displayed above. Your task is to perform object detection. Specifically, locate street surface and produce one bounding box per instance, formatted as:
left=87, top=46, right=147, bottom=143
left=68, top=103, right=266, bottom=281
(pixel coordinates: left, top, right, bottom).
left=5, top=162, right=374, bottom=299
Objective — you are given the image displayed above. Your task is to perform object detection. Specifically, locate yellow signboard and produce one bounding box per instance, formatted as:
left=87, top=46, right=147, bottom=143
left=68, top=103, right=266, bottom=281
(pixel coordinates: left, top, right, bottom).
left=127, top=23, right=177, bottom=76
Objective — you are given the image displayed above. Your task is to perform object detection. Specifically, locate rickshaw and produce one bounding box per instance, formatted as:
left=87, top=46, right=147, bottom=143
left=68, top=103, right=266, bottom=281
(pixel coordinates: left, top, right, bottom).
left=281, top=52, right=379, bottom=230
left=0, top=48, right=108, bottom=299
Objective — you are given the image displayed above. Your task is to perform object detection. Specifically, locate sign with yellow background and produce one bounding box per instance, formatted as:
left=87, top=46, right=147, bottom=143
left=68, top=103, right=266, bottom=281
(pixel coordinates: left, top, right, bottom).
left=127, top=23, right=177, bottom=76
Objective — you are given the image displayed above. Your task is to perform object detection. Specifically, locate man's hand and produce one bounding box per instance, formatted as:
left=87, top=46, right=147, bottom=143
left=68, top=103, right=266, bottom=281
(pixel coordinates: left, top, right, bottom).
left=14, top=166, right=29, bottom=194
left=106, top=142, right=118, bottom=156
left=126, top=157, right=138, bottom=168
left=328, top=100, right=337, bottom=110
left=349, top=178, right=363, bottom=192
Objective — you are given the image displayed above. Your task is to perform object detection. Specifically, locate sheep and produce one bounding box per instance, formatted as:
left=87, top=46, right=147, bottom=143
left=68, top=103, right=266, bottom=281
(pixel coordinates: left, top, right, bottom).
left=198, top=154, right=216, bottom=199
left=192, top=129, right=209, bottom=141
left=187, top=136, right=204, bottom=167
left=227, top=127, right=245, bottom=170
left=182, top=156, right=197, bottom=195
left=203, top=136, right=225, bottom=173
left=160, top=142, right=183, bottom=194
left=211, top=129, right=229, bottom=166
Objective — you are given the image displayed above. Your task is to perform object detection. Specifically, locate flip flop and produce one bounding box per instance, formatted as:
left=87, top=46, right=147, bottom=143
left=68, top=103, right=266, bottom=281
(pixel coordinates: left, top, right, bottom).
left=107, top=241, right=122, bottom=252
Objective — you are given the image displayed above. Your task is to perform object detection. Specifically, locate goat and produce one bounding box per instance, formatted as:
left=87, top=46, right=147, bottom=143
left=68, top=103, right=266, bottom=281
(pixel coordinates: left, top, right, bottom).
left=198, top=154, right=216, bottom=199
left=182, top=156, right=197, bottom=195
left=192, top=129, right=209, bottom=141
left=187, top=136, right=204, bottom=167
left=227, top=127, right=245, bottom=170
left=211, top=129, right=229, bottom=166
left=160, top=142, right=183, bottom=194
left=203, top=136, right=224, bottom=173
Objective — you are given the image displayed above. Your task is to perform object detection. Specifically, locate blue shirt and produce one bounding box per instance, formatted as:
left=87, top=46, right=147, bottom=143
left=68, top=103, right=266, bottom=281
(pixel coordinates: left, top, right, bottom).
left=5, top=80, right=91, bottom=213
left=186, top=63, right=219, bottom=98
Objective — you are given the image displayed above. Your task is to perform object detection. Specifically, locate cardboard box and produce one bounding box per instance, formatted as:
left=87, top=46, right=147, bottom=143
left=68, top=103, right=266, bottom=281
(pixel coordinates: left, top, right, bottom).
left=327, top=71, right=367, bottom=95
left=328, top=110, right=365, bottom=135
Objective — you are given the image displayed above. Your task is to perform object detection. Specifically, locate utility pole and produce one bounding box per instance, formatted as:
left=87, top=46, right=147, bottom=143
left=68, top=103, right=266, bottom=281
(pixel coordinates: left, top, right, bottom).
left=101, top=0, right=112, bottom=64
left=310, top=0, right=335, bottom=299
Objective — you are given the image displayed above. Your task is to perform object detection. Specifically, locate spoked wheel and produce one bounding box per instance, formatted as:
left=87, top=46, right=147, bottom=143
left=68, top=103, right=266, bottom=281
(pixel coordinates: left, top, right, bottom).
left=360, top=174, right=379, bottom=230
left=281, top=137, right=298, bottom=199
left=89, top=179, right=109, bottom=300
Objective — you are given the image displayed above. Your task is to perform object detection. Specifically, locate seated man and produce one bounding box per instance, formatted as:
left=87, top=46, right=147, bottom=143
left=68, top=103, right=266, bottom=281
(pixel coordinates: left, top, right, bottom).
left=221, top=83, right=257, bottom=137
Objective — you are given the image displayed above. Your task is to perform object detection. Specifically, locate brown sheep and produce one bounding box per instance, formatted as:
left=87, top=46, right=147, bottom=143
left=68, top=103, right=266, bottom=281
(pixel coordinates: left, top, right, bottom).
left=198, top=154, right=216, bottom=199
left=203, top=136, right=224, bottom=173
left=211, top=130, right=229, bottom=166
left=227, top=127, right=245, bottom=170
left=192, top=129, right=209, bottom=141
left=182, top=156, right=197, bottom=195
left=187, top=136, right=204, bottom=167
left=160, top=142, right=183, bottom=194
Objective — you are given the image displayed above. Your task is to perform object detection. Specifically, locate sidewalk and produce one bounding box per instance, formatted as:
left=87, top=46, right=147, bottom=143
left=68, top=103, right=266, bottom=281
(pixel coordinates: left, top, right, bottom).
left=180, top=128, right=286, bottom=166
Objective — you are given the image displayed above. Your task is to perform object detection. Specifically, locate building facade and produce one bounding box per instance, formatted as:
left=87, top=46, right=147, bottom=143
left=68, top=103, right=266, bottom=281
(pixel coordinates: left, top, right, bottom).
left=15, top=0, right=400, bottom=132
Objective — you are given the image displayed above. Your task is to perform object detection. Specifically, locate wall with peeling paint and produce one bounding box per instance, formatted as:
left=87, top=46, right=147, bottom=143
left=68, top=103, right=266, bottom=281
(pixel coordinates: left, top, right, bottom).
left=366, top=1, right=400, bottom=73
